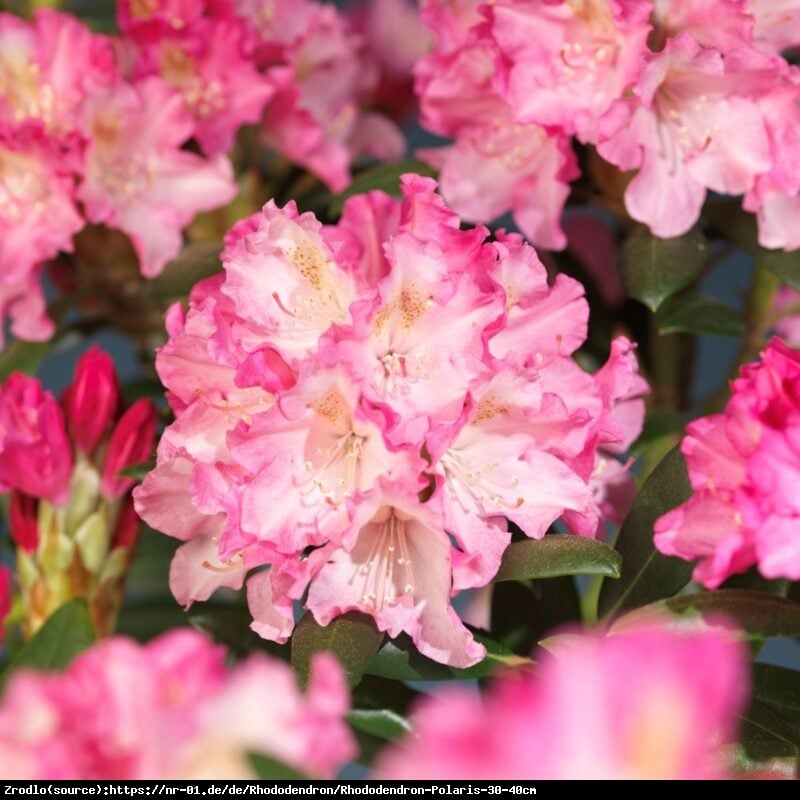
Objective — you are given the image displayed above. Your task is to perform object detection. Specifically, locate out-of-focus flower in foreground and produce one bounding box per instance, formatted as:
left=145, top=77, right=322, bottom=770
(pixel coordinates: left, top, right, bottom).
left=655, top=338, right=800, bottom=586
left=0, top=629, right=355, bottom=779
left=375, top=619, right=747, bottom=779
left=0, top=347, right=156, bottom=637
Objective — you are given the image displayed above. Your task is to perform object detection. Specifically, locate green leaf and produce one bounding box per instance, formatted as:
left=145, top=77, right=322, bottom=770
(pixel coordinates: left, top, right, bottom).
left=494, top=536, right=621, bottom=583
left=291, top=612, right=384, bottom=690
left=599, top=445, right=694, bottom=618
left=0, top=339, right=51, bottom=383
left=738, top=700, right=800, bottom=761
left=248, top=753, right=309, bottom=780
left=752, top=664, right=800, bottom=717
left=190, top=606, right=288, bottom=660
left=329, top=160, right=437, bottom=217
left=492, top=577, right=581, bottom=655
left=348, top=709, right=411, bottom=742
left=657, top=293, right=745, bottom=337
left=616, top=590, right=800, bottom=640
left=619, top=226, right=709, bottom=311
left=148, top=241, right=223, bottom=299
left=117, top=458, right=156, bottom=481
left=759, top=249, right=800, bottom=292
left=365, top=630, right=529, bottom=682
left=2, top=599, right=95, bottom=687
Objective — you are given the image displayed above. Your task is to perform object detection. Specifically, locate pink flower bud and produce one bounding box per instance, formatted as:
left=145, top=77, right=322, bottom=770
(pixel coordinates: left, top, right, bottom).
left=112, top=494, right=140, bottom=550
left=0, top=373, right=72, bottom=505
left=9, top=491, right=38, bottom=553
left=101, top=399, right=157, bottom=500
left=65, top=346, right=120, bottom=453
left=0, top=565, right=11, bottom=643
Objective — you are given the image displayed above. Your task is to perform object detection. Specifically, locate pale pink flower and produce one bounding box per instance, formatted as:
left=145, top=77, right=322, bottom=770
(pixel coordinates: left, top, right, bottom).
left=78, top=77, right=236, bottom=277
left=655, top=338, right=800, bottom=586
left=415, top=1, right=578, bottom=249
left=748, top=0, right=800, bottom=54
left=598, top=34, right=773, bottom=238
left=774, top=287, right=800, bottom=346
left=489, top=0, right=652, bottom=142
left=375, top=620, right=747, bottom=780
left=0, top=123, right=82, bottom=345
left=651, top=0, right=754, bottom=52
left=0, top=9, right=116, bottom=136
left=0, top=630, right=354, bottom=779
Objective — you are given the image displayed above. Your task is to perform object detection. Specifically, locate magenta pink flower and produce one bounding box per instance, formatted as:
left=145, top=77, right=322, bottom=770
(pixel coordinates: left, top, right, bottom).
left=64, top=346, right=120, bottom=454
left=9, top=491, right=38, bottom=553
left=655, top=338, right=800, bottom=586
left=375, top=620, right=747, bottom=780
left=0, top=630, right=355, bottom=779
left=0, top=374, right=72, bottom=505
left=136, top=175, right=646, bottom=667
left=101, top=398, right=158, bottom=500
left=122, top=3, right=273, bottom=156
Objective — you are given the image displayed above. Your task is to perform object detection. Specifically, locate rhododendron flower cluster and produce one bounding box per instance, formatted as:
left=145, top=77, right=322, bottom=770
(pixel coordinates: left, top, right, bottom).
left=415, top=0, right=800, bottom=251
left=0, top=0, right=405, bottom=346
left=135, top=175, right=647, bottom=667
left=655, top=338, right=800, bottom=587
left=0, top=629, right=354, bottom=779
left=375, top=619, right=747, bottom=780
left=0, top=347, right=156, bottom=636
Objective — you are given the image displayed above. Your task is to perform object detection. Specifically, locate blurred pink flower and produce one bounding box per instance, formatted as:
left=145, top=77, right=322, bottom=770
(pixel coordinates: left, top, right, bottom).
left=376, top=620, right=747, bottom=779
left=0, top=630, right=354, bottom=779
left=0, top=566, right=10, bottom=643
left=655, top=338, right=800, bottom=586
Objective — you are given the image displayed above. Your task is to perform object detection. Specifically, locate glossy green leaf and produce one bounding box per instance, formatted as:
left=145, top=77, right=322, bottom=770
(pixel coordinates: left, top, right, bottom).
left=248, top=753, right=309, bottom=780
left=599, top=445, right=694, bottom=617
left=2, top=600, right=95, bottom=687
left=619, top=226, right=709, bottom=311
left=752, top=664, right=800, bottom=717
left=615, top=590, right=800, bottom=640
left=348, top=709, right=411, bottom=742
left=148, top=241, right=223, bottom=299
left=758, top=249, right=800, bottom=292
left=738, top=701, right=800, bottom=761
left=291, top=612, right=384, bottom=689
left=329, top=160, right=437, bottom=217
left=365, top=630, right=529, bottom=682
left=0, top=339, right=51, bottom=383
left=190, top=607, right=288, bottom=660
left=116, top=458, right=156, bottom=481
left=494, top=536, right=621, bottom=583
left=657, top=293, right=745, bottom=337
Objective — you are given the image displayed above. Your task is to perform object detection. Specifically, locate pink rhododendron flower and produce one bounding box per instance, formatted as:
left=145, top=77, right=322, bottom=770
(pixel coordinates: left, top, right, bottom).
left=121, top=2, right=273, bottom=156
left=414, top=1, right=578, bottom=249
left=774, top=287, right=800, bottom=346
left=136, top=176, right=647, bottom=667
left=655, top=338, right=800, bottom=586
left=78, top=77, right=236, bottom=277
left=375, top=620, right=747, bottom=779
left=598, top=34, right=774, bottom=238
left=651, top=0, right=754, bottom=52
left=0, top=630, right=355, bottom=779
left=488, top=0, right=652, bottom=142
left=748, top=0, right=800, bottom=54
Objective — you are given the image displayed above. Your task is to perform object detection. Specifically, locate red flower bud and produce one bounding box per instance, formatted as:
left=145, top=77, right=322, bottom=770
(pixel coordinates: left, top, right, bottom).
left=9, top=491, right=39, bottom=553
left=0, top=373, right=72, bottom=504
left=112, top=494, right=141, bottom=550
left=66, top=346, right=120, bottom=453
left=101, top=398, right=157, bottom=499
